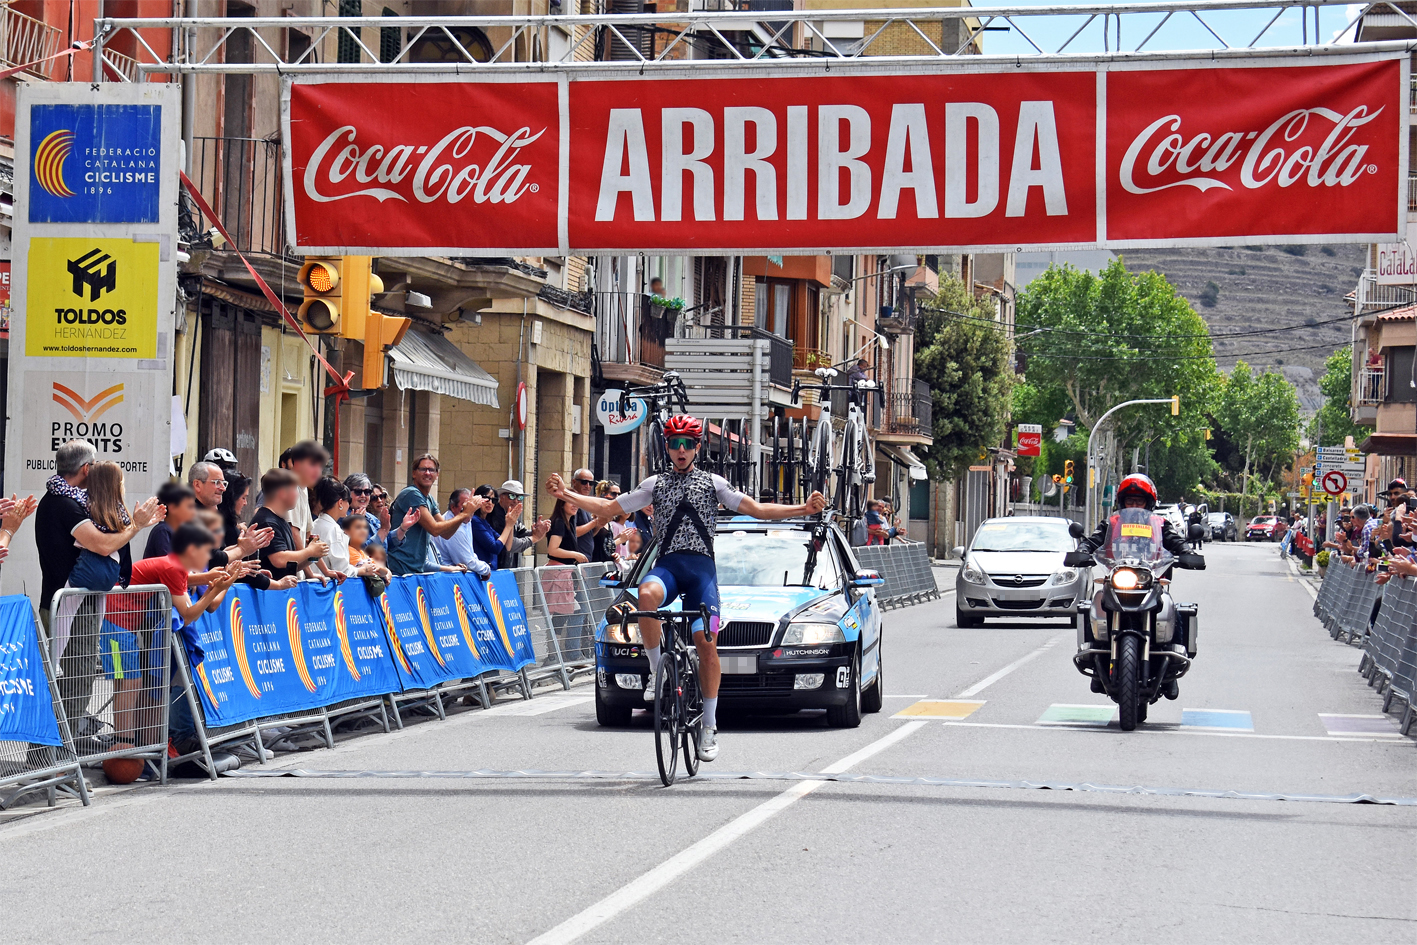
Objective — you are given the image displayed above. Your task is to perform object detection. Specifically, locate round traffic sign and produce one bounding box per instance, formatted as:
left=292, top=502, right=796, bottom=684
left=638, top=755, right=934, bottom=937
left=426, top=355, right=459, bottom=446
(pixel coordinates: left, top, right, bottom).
left=1321, top=469, right=1347, bottom=496
left=515, top=382, right=528, bottom=430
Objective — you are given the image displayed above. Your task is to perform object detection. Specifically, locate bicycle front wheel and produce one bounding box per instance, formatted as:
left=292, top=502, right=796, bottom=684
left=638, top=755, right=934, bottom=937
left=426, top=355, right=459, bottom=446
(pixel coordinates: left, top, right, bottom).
left=654, top=658, right=680, bottom=787
left=680, top=660, right=702, bottom=778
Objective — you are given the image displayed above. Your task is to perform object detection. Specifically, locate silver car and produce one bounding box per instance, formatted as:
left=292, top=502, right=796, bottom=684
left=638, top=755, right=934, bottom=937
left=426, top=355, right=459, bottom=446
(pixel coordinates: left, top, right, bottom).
left=952, top=516, right=1089, bottom=628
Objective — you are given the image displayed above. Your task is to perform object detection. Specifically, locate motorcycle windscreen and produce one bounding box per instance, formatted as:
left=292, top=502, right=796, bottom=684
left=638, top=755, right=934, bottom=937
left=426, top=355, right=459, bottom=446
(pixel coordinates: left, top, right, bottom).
left=1099, top=508, right=1171, bottom=568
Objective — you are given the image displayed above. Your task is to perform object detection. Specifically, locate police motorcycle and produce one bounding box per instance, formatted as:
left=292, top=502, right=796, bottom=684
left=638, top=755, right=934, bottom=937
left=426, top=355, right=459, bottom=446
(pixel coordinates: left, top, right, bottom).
left=1063, top=509, right=1207, bottom=731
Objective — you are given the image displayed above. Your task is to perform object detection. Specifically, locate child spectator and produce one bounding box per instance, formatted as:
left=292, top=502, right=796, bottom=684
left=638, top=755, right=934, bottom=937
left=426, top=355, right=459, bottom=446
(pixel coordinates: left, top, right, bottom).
left=144, top=481, right=197, bottom=559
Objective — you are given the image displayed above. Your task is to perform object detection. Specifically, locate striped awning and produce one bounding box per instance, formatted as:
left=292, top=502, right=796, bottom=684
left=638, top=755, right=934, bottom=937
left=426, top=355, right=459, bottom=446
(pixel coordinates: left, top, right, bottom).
left=389, top=329, right=500, bottom=408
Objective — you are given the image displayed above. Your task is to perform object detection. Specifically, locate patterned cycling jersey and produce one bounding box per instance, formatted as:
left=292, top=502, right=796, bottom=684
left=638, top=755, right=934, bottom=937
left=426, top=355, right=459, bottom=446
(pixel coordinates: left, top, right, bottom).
left=617, top=467, right=746, bottom=557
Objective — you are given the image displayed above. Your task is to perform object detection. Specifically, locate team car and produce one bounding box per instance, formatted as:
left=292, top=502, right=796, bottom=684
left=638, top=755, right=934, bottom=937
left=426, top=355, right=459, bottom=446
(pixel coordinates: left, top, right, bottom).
left=593, top=519, right=885, bottom=728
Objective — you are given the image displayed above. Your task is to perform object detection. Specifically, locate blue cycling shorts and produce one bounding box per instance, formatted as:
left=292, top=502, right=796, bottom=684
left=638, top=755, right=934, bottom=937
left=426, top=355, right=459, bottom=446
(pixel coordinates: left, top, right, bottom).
left=640, top=551, right=720, bottom=637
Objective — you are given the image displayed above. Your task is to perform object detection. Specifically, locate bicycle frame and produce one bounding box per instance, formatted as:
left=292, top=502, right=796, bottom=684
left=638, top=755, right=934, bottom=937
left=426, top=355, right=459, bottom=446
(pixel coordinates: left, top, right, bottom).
left=791, top=368, right=880, bottom=523
left=618, top=605, right=709, bottom=786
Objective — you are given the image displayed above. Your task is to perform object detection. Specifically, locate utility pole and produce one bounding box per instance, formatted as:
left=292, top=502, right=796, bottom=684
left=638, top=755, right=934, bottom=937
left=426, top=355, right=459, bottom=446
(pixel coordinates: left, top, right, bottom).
left=1086, top=397, right=1179, bottom=528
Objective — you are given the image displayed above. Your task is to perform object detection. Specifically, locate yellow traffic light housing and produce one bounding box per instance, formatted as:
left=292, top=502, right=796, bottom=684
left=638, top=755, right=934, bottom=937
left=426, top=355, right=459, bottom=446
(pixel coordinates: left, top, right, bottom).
left=297, top=256, right=343, bottom=333
left=297, top=255, right=385, bottom=337
left=1171, top=395, right=1180, bottom=416
left=1063, top=460, right=1075, bottom=483
left=361, top=311, right=412, bottom=390
left=1052, top=474, right=1063, bottom=484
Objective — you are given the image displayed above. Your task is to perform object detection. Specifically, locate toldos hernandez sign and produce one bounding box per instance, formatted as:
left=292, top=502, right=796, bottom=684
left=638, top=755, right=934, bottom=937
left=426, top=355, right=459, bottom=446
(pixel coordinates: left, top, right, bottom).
left=283, top=55, right=1406, bottom=255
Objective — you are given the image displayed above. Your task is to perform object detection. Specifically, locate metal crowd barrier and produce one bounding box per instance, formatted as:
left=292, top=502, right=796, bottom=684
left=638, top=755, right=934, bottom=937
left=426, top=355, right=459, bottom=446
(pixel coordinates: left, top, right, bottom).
left=852, top=541, right=942, bottom=610
left=1, top=601, right=89, bottom=809
left=50, top=585, right=176, bottom=784
left=1314, top=561, right=1417, bottom=736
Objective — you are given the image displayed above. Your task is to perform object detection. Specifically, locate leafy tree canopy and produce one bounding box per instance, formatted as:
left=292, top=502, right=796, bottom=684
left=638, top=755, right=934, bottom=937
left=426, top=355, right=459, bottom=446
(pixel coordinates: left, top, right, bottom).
left=1309, top=345, right=1372, bottom=447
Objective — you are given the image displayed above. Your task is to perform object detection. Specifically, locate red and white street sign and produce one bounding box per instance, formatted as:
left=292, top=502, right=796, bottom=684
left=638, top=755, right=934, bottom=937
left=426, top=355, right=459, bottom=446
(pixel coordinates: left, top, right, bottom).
left=1322, top=470, right=1348, bottom=496
left=283, top=55, right=1406, bottom=255
left=1016, top=423, right=1043, bottom=457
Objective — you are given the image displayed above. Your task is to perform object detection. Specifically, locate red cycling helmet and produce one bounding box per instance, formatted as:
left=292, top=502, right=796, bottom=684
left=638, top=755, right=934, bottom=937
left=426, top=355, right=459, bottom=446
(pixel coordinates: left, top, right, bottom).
left=663, top=415, right=703, bottom=440
left=1116, top=473, right=1158, bottom=510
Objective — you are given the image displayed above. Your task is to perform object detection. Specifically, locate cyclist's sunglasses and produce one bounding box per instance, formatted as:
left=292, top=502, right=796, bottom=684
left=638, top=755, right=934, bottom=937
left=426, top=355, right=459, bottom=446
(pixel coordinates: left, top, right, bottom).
left=666, top=436, right=700, bottom=451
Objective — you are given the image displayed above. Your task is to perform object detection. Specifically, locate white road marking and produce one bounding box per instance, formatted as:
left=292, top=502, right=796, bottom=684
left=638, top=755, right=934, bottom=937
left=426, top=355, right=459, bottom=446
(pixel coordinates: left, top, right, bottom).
left=939, top=720, right=1415, bottom=744
left=953, top=632, right=1069, bottom=699
left=526, top=720, right=930, bottom=945
left=481, top=695, right=592, bottom=717
left=1285, top=556, right=1320, bottom=600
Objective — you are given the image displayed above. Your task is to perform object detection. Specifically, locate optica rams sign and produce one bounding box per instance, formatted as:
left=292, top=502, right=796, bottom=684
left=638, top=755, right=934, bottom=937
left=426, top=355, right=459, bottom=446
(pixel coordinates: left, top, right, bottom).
left=283, top=55, right=1406, bottom=255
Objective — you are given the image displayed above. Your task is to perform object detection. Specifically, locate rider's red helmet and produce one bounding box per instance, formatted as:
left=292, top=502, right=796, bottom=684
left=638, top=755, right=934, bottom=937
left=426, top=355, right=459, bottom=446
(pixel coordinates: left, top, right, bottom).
left=1116, top=473, right=1158, bottom=510
left=663, top=415, right=703, bottom=440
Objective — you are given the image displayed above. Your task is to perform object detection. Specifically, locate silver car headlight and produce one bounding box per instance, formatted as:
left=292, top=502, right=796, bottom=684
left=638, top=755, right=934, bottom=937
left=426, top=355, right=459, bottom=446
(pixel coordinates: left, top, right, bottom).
left=780, top=623, right=846, bottom=646
left=962, top=560, right=985, bottom=584
left=1051, top=568, right=1079, bottom=586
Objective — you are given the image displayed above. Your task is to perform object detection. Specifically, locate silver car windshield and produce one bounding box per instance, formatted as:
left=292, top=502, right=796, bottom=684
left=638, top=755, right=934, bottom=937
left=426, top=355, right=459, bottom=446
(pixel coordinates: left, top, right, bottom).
left=714, top=531, right=841, bottom=589
left=971, top=520, right=1073, bottom=553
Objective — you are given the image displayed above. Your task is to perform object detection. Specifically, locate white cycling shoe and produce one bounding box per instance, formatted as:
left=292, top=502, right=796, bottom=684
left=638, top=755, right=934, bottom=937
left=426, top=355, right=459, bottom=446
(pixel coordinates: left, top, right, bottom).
left=643, top=670, right=657, bottom=703
left=697, top=726, right=719, bottom=762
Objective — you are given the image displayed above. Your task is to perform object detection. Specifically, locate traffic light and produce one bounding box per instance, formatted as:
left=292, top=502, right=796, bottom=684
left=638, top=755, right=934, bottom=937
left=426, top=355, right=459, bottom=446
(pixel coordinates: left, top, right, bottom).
left=1171, top=395, right=1180, bottom=416
left=1064, top=460, right=1075, bottom=484
left=1052, top=474, right=1063, bottom=484
left=361, top=311, right=411, bottom=390
left=296, top=255, right=384, bottom=337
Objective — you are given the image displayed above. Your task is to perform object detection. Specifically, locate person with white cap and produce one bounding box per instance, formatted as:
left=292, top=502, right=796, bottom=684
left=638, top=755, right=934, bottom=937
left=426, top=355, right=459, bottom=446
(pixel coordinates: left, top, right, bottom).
left=486, top=479, right=550, bottom=568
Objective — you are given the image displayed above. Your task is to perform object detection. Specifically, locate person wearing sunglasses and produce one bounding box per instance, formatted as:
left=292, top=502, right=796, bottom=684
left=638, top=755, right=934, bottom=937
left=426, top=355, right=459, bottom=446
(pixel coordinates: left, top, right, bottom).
left=343, top=473, right=385, bottom=548
left=548, top=414, right=825, bottom=763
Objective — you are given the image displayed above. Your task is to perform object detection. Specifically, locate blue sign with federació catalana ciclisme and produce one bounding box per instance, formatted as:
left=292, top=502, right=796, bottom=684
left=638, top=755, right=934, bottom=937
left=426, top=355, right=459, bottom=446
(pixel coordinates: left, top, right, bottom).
left=0, top=595, right=62, bottom=747
left=30, top=104, right=161, bottom=224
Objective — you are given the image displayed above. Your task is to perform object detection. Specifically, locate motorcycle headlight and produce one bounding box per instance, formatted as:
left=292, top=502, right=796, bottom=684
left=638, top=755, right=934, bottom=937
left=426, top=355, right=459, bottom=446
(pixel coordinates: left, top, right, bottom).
left=1051, top=568, right=1079, bottom=586
left=962, top=561, right=985, bottom=584
left=1110, top=568, right=1151, bottom=591
left=780, top=623, right=846, bottom=646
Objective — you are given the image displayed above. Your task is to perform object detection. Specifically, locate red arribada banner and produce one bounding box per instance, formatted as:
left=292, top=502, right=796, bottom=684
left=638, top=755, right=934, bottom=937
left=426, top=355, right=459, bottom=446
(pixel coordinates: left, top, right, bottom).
left=283, top=56, right=1406, bottom=255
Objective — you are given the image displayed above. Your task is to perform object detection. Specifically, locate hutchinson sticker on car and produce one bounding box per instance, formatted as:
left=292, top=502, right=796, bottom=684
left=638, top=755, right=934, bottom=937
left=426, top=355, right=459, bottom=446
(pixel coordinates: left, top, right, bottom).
left=25, top=237, right=159, bottom=359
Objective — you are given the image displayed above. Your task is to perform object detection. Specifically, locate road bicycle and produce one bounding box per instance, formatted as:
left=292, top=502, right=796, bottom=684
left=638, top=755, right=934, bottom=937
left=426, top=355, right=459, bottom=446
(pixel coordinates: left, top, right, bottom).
left=618, top=371, right=690, bottom=476
left=792, top=367, right=878, bottom=522
left=615, top=605, right=709, bottom=786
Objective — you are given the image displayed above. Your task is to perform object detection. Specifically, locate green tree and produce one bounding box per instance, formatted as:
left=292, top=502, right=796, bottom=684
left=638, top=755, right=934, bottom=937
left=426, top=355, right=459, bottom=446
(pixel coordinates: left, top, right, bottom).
left=1014, top=259, right=1221, bottom=498
left=1213, top=361, right=1302, bottom=497
left=1309, top=345, right=1372, bottom=446
left=914, top=275, right=1014, bottom=480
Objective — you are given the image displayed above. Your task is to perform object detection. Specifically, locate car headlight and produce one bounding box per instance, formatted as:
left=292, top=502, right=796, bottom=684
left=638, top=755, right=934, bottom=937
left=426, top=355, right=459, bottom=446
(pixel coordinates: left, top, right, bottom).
left=604, top=607, right=643, bottom=644
left=780, top=623, right=846, bottom=645
left=1110, top=568, right=1152, bottom=591
left=962, top=560, right=985, bottom=584
left=1051, top=568, right=1079, bottom=585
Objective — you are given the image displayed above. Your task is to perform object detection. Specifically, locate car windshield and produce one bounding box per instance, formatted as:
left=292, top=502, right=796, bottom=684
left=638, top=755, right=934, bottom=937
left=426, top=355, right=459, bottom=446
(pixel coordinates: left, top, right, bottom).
left=1252, top=517, right=1275, bottom=525
left=714, top=530, right=841, bottom=589
left=970, top=520, right=1073, bottom=553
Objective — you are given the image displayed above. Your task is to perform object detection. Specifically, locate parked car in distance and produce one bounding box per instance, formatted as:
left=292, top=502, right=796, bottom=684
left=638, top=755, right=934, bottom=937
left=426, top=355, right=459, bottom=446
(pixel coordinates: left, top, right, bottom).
left=1205, top=511, right=1238, bottom=542
left=952, top=516, right=1090, bottom=628
left=1246, top=515, right=1284, bottom=541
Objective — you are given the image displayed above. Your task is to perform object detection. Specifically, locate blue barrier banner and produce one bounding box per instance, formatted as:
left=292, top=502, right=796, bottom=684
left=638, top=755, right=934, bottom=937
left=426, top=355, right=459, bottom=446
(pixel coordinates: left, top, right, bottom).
left=379, top=577, right=458, bottom=691
left=189, top=573, right=539, bottom=724
left=411, top=574, right=493, bottom=680
left=486, top=571, right=538, bottom=671
left=0, top=595, right=61, bottom=747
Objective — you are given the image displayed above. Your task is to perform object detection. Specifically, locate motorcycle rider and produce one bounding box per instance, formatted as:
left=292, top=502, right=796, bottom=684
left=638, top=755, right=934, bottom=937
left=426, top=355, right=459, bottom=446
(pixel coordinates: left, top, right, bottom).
left=1076, top=473, right=1191, bottom=700
left=1077, top=473, right=1189, bottom=559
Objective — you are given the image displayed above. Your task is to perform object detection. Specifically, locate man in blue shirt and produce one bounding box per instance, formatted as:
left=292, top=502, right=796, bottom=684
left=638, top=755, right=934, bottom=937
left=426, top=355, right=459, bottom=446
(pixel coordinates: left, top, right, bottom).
left=433, top=488, right=492, bottom=578
left=387, top=454, right=472, bottom=575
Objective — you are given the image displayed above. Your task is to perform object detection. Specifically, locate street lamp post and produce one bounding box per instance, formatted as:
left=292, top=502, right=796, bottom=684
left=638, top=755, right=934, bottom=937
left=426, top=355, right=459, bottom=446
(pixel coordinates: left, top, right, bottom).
left=1086, top=397, right=1179, bottom=527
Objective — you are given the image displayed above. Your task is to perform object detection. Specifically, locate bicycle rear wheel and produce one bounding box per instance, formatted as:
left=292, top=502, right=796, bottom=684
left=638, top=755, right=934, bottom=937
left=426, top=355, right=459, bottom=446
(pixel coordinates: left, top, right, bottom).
left=807, top=416, right=834, bottom=500
left=654, top=656, right=680, bottom=786
left=646, top=419, right=666, bottom=475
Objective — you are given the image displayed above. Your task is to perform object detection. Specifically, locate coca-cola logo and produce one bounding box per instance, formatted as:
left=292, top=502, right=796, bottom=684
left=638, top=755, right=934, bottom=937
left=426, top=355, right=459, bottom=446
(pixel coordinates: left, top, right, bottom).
left=1120, top=105, right=1383, bottom=195
left=302, top=124, right=546, bottom=206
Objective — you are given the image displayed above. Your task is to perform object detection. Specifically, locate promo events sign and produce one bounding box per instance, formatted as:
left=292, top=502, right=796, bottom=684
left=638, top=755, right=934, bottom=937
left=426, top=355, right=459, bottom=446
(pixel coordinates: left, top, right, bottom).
left=283, top=55, right=1407, bottom=256
left=5, top=83, right=180, bottom=602
left=190, top=571, right=536, bottom=728
left=0, top=595, right=62, bottom=748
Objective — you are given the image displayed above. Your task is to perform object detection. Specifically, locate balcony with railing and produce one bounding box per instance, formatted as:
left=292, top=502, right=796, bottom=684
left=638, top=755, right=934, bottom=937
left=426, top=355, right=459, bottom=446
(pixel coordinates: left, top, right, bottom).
left=185, top=136, right=285, bottom=257
left=1354, top=268, right=1417, bottom=321
left=1357, top=362, right=1387, bottom=405
left=1408, top=176, right=1417, bottom=213
left=593, top=292, right=673, bottom=385
left=1, top=5, right=63, bottom=79
left=872, top=378, right=933, bottom=442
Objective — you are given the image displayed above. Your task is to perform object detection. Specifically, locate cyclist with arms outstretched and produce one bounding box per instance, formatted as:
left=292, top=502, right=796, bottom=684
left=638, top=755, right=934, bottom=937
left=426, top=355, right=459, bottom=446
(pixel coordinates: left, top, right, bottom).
left=547, top=415, right=826, bottom=761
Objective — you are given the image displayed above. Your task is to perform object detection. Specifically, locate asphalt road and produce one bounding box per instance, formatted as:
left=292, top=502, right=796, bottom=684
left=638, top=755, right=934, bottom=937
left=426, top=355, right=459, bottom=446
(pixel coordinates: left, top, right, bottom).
left=3, top=541, right=1415, bottom=943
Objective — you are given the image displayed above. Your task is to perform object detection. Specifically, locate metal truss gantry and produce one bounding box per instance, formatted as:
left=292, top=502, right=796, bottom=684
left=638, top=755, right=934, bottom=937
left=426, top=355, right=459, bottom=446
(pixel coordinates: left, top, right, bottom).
left=94, top=0, right=1417, bottom=78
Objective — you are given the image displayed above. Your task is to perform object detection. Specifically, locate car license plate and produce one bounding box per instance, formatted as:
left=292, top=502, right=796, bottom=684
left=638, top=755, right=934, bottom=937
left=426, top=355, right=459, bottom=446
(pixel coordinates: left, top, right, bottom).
left=721, top=656, right=757, bottom=674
